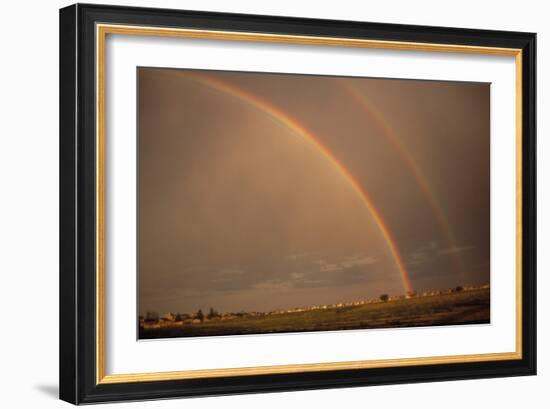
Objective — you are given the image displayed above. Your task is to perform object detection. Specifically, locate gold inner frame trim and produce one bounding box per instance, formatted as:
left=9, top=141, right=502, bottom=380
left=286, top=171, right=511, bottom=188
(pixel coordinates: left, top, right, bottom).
left=95, top=23, right=523, bottom=385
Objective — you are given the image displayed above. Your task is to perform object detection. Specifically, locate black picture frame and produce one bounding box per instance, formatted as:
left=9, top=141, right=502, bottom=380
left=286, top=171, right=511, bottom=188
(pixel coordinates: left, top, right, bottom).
left=60, top=3, right=536, bottom=404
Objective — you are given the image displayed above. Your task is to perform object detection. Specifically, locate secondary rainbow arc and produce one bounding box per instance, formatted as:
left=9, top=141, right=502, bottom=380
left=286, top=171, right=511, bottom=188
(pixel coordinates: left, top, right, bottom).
left=340, top=81, right=463, bottom=278
left=162, top=70, right=414, bottom=294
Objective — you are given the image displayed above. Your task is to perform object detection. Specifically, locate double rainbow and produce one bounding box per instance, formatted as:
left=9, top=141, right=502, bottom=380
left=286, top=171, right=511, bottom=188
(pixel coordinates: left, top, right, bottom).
left=340, top=81, right=462, bottom=277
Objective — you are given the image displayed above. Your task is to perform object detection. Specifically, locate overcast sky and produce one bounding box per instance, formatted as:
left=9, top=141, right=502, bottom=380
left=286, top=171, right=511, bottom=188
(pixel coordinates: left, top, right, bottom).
left=138, top=67, right=490, bottom=315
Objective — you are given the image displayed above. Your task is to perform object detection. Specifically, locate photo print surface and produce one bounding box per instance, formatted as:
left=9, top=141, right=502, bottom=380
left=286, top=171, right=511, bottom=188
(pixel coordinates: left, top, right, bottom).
left=137, top=67, right=490, bottom=339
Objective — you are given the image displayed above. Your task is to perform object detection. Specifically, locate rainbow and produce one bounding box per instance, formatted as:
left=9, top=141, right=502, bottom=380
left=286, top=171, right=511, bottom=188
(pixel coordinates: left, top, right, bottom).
left=162, top=69, right=413, bottom=294
left=340, top=81, right=462, bottom=277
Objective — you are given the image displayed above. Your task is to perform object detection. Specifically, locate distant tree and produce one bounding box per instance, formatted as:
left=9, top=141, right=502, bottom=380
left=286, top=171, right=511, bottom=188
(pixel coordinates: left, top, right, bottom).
left=207, top=307, right=218, bottom=320
left=380, top=294, right=389, bottom=302
left=175, top=313, right=183, bottom=322
left=145, top=311, right=159, bottom=322
left=454, top=286, right=464, bottom=292
left=196, top=309, right=204, bottom=323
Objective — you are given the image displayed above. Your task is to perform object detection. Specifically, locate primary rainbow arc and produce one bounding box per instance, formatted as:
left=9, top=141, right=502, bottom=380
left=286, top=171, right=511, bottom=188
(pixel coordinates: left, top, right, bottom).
left=166, top=70, right=414, bottom=294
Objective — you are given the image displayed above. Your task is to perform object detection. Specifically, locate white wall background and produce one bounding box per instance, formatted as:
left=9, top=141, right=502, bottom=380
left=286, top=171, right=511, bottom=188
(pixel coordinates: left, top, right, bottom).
left=0, top=0, right=546, bottom=407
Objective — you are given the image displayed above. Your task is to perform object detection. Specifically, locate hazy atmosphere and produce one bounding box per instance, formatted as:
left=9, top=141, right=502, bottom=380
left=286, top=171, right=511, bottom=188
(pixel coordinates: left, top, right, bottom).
left=138, top=67, right=490, bottom=316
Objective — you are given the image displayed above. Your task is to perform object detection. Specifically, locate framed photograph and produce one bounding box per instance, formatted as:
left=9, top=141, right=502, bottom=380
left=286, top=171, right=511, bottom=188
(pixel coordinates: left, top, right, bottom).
left=59, top=3, right=536, bottom=404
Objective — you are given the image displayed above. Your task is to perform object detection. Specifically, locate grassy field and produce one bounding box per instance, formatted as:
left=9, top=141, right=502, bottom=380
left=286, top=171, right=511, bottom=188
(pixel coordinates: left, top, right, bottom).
left=139, top=288, right=489, bottom=339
